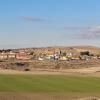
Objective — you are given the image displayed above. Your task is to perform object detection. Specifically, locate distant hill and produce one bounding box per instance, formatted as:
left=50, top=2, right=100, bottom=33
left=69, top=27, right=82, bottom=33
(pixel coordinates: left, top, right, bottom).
left=71, top=46, right=100, bottom=54
left=13, top=45, right=100, bottom=55
left=46, top=46, right=100, bottom=54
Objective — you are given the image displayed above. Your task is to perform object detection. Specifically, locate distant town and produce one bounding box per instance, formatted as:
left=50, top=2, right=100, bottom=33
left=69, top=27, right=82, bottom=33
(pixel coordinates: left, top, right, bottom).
left=0, top=46, right=100, bottom=61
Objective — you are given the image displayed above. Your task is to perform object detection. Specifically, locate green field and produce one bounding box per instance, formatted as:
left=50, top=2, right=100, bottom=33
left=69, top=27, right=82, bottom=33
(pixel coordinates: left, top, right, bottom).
left=0, top=75, right=100, bottom=100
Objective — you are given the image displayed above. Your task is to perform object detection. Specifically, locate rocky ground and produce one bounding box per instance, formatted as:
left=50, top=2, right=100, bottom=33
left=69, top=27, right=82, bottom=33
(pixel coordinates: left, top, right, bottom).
left=0, top=59, right=100, bottom=70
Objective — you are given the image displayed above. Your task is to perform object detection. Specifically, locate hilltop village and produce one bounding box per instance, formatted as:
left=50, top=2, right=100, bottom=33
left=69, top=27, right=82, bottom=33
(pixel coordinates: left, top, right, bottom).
left=0, top=46, right=100, bottom=61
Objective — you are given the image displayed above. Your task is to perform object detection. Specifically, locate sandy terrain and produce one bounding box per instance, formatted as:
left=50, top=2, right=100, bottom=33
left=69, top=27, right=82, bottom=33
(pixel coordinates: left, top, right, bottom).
left=0, top=66, right=100, bottom=77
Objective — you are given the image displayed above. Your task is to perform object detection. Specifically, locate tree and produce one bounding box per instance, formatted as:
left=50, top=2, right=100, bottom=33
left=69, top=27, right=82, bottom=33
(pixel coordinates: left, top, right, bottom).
left=80, top=51, right=90, bottom=56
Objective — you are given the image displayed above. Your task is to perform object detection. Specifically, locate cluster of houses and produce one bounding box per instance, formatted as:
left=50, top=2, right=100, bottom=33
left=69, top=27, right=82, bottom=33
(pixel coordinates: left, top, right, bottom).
left=0, top=49, right=32, bottom=60
left=0, top=48, right=100, bottom=61
left=37, top=50, right=100, bottom=61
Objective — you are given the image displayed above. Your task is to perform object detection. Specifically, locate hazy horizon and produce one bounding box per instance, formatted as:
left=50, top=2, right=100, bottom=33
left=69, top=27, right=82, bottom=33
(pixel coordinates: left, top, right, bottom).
left=0, top=45, right=99, bottom=50
left=0, top=0, right=100, bottom=49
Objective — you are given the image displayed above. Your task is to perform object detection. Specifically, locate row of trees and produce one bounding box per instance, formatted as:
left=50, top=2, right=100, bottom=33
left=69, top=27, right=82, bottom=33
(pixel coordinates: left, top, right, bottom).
left=0, top=49, right=12, bottom=53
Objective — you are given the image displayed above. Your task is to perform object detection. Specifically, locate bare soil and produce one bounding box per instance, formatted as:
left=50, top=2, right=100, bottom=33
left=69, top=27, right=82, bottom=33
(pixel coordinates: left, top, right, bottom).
left=0, top=92, right=99, bottom=100
left=0, top=66, right=100, bottom=77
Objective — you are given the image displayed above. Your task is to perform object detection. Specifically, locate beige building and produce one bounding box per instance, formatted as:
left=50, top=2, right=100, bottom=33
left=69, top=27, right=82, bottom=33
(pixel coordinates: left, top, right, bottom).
left=0, top=53, right=8, bottom=60
left=8, top=51, right=16, bottom=59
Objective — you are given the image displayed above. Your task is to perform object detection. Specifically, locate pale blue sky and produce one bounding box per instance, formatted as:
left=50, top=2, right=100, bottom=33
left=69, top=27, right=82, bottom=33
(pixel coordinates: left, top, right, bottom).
left=0, top=0, right=100, bottom=49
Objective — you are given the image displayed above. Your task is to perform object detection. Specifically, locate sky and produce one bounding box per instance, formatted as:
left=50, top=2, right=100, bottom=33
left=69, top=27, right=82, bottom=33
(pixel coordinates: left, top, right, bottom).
left=0, top=0, right=100, bottom=49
